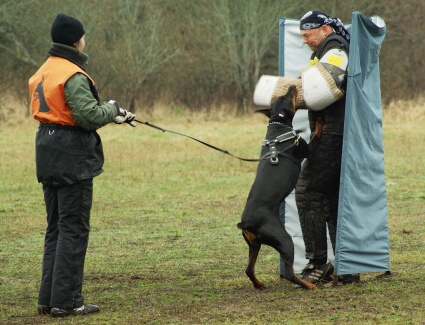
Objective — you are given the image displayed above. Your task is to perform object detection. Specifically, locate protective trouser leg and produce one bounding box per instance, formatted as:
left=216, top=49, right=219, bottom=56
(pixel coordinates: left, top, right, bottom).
left=297, top=193, right=328, bottom=261
left=296, top=135, right=342, bottom=262
left=324, top=195, right=339, bottom=254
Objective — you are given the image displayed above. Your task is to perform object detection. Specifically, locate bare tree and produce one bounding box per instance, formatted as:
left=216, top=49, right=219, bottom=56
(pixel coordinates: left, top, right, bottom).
left=89, top=0, right=179, bottom=111
left=209, top=0, right=301, bottom=113
left=0, top=0, right=39, bottom=108
left=1, top=0, right=424, bottom=116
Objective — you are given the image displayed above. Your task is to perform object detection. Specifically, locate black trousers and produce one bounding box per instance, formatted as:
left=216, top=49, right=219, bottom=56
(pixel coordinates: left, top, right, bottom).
left=295, top=135, right=343, bottom=262
left=38, top=179, right=93, bottom=309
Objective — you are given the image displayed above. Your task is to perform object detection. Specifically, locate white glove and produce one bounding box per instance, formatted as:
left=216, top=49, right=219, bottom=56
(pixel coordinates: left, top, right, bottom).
left=114, top=108, right=136, bottom=127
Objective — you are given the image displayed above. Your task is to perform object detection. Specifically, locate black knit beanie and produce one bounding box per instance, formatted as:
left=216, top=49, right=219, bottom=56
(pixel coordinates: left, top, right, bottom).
left=51, top=13, right=85, bottom=46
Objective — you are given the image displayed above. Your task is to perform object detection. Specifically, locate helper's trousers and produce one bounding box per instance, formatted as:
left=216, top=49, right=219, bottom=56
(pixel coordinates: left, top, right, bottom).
left=295, top=135, right=343, bottom=262
left=38, top=179, right=93, bottom=309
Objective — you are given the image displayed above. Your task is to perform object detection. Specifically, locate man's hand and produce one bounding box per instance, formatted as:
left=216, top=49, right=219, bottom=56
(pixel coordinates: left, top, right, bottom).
left=114, top=108, right=136, bottom=127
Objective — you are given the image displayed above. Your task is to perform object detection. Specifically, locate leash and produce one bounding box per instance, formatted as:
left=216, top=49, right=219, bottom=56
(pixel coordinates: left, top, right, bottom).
left=133, top=118, right=299, bottom=163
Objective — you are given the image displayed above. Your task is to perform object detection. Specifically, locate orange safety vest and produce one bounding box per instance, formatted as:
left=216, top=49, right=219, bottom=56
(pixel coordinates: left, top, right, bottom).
left=29, top=56, right=95, bottom=126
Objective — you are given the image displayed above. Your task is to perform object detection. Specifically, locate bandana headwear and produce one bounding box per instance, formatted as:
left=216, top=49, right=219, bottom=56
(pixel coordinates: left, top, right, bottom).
left=300, top=10, right=350, bottom=43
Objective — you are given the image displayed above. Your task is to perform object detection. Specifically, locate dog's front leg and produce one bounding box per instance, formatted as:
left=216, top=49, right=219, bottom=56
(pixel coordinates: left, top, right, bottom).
left=311, top=116, right=324, bottom=140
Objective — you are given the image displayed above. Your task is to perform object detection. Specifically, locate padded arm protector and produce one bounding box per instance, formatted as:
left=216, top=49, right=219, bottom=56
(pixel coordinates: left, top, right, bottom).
left=253, top=75, right=306, bottom=109
left=301, top=63, right=345, bottom=111
left=253, top=48, right=348, bottom=111
left=302, top=48, right=348, bottom=111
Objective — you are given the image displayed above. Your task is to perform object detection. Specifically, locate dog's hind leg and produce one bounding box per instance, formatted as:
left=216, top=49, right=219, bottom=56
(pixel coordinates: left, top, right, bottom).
left=238, top=226, right=264, bottom=289
left=263, top=226, right=317, bottom=290
left=281, top=261, right=317, bottom=290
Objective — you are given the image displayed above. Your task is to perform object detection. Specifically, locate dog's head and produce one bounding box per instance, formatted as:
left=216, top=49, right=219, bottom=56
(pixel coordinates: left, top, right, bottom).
left=255, top=85, right=297, bottom=127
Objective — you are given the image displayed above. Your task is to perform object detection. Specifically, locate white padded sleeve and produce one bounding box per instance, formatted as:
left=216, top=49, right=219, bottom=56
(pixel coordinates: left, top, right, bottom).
left=301, top=63, right=345, bottom=111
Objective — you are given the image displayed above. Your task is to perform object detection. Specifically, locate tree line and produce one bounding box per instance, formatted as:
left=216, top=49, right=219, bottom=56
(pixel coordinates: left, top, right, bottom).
left=0, top=0, right=422, bottom=116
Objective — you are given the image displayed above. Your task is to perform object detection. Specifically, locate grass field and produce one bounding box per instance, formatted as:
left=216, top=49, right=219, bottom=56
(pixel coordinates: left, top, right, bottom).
left=0, top=103, right=424, bottom=325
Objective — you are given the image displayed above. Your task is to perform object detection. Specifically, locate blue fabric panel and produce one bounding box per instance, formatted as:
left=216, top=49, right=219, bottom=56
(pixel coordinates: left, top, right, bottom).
left=278, top=18, right=311, bottom=78
left=334, top=12, right=390, bottom=275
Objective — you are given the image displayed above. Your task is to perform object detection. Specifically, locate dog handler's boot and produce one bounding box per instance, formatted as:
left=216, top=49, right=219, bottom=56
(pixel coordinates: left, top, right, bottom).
left=51, top=304, right=100, bottom=317
left=37, top=305, right=51, bottom=315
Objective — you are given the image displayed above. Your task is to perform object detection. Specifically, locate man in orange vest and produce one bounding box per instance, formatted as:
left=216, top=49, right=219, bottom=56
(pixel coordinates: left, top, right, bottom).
left=29, top=13, right=135, bottom=318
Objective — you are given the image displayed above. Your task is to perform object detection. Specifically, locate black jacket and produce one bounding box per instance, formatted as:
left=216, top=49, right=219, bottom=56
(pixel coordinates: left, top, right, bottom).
left=32, top=44, right=106, bottom=187
left=35, top=123, right=104, bottom=186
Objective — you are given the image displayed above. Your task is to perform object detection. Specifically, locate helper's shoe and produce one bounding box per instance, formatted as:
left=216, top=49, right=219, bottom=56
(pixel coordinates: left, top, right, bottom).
left=51, top=304, right=100, bottom=317
left=301, top=260, right=334, bottom=284
left=294, top=260, right=334, bottom=288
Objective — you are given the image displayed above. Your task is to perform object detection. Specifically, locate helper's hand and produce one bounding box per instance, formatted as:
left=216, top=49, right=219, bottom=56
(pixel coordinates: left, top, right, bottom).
left=114, top=108, right=136, bottom=127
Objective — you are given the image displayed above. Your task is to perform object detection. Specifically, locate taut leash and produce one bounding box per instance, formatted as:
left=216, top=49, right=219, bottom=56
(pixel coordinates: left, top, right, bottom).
left=133, top=119, right=298, bottom=163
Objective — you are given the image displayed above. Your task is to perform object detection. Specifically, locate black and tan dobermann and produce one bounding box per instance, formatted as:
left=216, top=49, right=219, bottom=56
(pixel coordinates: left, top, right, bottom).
left=237, top=85, right=323, bottom=291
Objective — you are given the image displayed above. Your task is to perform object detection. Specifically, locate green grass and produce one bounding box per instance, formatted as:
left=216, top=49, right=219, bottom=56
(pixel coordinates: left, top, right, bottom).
left=0, top=109, right=424, bottom=325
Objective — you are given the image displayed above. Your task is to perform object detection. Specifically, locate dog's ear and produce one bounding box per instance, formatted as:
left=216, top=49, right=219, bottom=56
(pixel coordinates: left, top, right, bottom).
left=255, top=108, right=271, bottom=118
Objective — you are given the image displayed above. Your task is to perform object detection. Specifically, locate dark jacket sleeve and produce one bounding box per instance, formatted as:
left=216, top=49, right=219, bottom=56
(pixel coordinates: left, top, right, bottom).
left=65, top=73, right=119, bottom=131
